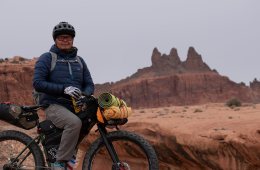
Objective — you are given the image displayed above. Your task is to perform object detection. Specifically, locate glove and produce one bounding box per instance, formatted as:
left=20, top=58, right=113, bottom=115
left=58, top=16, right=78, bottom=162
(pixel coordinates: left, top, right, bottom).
left=64, top=86, right=82, bottom=99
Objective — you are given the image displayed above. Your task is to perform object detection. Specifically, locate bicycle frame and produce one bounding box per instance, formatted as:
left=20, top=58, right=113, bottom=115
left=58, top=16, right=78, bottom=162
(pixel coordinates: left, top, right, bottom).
left=5, top=123, right=123, bottom=169
left=3, top=99, right=129, bottom=169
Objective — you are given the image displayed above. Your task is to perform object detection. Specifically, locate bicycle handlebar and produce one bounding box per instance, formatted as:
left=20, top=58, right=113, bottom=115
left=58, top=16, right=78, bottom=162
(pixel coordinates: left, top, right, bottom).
left=21, top=104, right=49, bottom=112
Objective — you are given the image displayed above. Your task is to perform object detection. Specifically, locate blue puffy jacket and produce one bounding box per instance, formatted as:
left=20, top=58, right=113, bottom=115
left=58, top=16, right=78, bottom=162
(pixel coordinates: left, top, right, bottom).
left=33, top=45, right=94, bottom=111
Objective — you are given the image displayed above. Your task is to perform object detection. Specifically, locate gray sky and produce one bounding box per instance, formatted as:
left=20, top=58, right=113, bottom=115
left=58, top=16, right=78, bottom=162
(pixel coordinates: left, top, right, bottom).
left=1, top=1, right=259, bottom=85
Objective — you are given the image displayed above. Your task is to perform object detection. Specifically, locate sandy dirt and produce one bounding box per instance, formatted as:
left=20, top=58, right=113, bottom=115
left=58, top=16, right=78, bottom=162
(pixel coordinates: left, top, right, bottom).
left=0, top=103, right=260, bottom=169
left=125, top=103, right=260, bottom=169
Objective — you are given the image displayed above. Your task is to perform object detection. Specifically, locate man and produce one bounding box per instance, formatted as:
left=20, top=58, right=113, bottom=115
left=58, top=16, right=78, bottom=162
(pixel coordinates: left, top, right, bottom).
left=33, top=21, right=94, bottom=169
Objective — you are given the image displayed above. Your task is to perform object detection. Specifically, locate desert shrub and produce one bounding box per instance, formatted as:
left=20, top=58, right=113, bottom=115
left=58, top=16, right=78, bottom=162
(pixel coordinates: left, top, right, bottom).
left=240, top=82, right=246, bottom=86
left=156, top=110, right=162, bottom=114
left=139, top=110, right=145, bottom=113
left=10, top=60, right=19, bottom=64
left=226, top=98, right=241, bottom=108
left=212, top=69, right=218, bottom=73
left=18, top=57, right=26, bottom=61
left=163, top=108, right=169, bottom=113
left=194, top=108, right=203, bottom=113
left=234, top=108, right=240, bottom=111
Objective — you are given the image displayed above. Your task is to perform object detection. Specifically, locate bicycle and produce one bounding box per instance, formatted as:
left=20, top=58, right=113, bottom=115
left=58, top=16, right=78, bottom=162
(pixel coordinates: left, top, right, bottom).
left=0, top=95, right=159, bottom=170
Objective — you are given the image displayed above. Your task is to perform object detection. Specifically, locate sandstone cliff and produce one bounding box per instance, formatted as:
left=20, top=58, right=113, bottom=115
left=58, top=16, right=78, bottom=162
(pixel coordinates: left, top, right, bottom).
left=0, top=61, right=35, bottom=105
left=95, top=47, right=259, bottom=108
left=0, top=48, right=259, bottom=108
left=250, top=78, right=260, bottom=102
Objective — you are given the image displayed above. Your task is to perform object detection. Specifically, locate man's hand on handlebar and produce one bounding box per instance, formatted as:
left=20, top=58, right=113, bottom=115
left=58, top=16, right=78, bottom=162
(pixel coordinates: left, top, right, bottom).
left=75, top=94, right=96, bottom=108
left=64, top=86, right=82, bottom=99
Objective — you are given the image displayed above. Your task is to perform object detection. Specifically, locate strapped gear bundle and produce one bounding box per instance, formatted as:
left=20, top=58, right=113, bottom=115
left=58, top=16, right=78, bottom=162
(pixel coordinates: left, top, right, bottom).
left=97, top=93, right=132, bottom=122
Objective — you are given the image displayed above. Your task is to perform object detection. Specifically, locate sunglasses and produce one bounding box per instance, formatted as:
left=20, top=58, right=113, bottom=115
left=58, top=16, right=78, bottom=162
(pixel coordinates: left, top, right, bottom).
left=56, top=35, right=73, bottom=41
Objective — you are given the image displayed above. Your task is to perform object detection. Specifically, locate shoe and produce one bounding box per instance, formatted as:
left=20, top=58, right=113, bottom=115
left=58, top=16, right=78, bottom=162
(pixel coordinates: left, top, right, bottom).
left=51, top=161, right=67, bottom=170
left=67, top=155, right=77, bottom=170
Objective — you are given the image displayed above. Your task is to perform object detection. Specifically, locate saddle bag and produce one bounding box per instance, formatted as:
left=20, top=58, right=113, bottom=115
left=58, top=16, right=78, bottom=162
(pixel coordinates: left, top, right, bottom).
left=0, top=103, right=38, bottom=130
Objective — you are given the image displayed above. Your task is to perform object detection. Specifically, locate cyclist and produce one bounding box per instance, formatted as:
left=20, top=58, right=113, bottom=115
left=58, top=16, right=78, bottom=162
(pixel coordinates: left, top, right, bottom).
left=33, top=21, right=94, bottom=169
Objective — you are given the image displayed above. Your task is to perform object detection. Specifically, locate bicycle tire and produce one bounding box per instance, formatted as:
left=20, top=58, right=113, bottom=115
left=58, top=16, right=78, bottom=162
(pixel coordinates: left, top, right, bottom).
left=82, top=130, right=159, bottom=170
left=0, top=130, right=45, bottom=170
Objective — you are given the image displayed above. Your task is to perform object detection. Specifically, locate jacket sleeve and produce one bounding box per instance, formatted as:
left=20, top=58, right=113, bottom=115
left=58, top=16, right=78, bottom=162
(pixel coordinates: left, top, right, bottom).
left=33, top=53, right=65, bottom=95
left=80, top=57, right=95, bottom=96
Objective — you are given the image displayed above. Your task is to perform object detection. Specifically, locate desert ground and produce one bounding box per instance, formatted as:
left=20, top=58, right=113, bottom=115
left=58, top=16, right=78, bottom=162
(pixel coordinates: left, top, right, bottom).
left=0, top=103, right=260, bottom=169
left=127, top=103, right=260, bottom=169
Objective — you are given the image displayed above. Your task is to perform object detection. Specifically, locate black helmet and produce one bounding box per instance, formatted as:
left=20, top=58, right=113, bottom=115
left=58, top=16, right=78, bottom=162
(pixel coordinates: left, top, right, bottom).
left=52, top=22, right=75, bottom=40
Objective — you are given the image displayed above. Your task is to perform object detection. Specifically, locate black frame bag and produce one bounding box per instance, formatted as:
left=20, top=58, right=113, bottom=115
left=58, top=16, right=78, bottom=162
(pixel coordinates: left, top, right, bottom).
left=38, top=120, right=63, bottom=163
left=0, top=103, right=38, bottom=130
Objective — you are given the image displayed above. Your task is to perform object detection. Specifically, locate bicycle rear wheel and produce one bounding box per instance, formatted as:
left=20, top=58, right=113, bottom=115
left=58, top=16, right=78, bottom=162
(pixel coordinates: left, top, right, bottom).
left=82, top=130, right=159, bottom=170
left=0, top=130, right=45, bottom=170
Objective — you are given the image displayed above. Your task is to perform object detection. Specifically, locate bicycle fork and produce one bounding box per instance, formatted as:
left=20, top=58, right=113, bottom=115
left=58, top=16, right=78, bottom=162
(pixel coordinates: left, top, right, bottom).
left=97, top=124, right=126, bottom=170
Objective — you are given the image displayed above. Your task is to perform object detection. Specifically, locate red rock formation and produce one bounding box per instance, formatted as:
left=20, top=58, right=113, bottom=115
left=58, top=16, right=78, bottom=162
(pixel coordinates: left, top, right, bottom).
left=151, top=47, right=181, bottom=70
left=183, top=47, right=211, bottom=72
left=0, top=48, right=258, bottom=108
left=96, top=47, right=256, bottom=108
left=97, top=73, right=252, bottom=108
left=130, top=47, right=211, bottom=80
left=0, top=63, right=35, bottom=105
left=250, top=78, right=260, bottom=102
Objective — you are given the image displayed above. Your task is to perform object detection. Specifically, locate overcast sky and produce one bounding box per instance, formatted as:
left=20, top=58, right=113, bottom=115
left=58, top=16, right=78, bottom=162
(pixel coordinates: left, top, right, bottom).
left=1, top=0, right=259, bottom=85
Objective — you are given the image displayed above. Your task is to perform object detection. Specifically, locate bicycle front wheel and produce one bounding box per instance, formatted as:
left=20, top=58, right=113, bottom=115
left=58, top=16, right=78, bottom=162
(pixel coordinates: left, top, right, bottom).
left=0, top=130, right=45, bottom=170
left=82, top=130, right=159, bottom=170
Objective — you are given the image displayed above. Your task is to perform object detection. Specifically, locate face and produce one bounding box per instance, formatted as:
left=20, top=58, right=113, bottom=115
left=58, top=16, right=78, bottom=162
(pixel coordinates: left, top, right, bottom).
left=55, top=34, right=74, bottom=50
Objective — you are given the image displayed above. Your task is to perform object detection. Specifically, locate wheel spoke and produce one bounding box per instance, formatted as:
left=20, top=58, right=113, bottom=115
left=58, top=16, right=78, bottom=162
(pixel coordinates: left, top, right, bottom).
left=0, top=139, right=36, bottom=168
